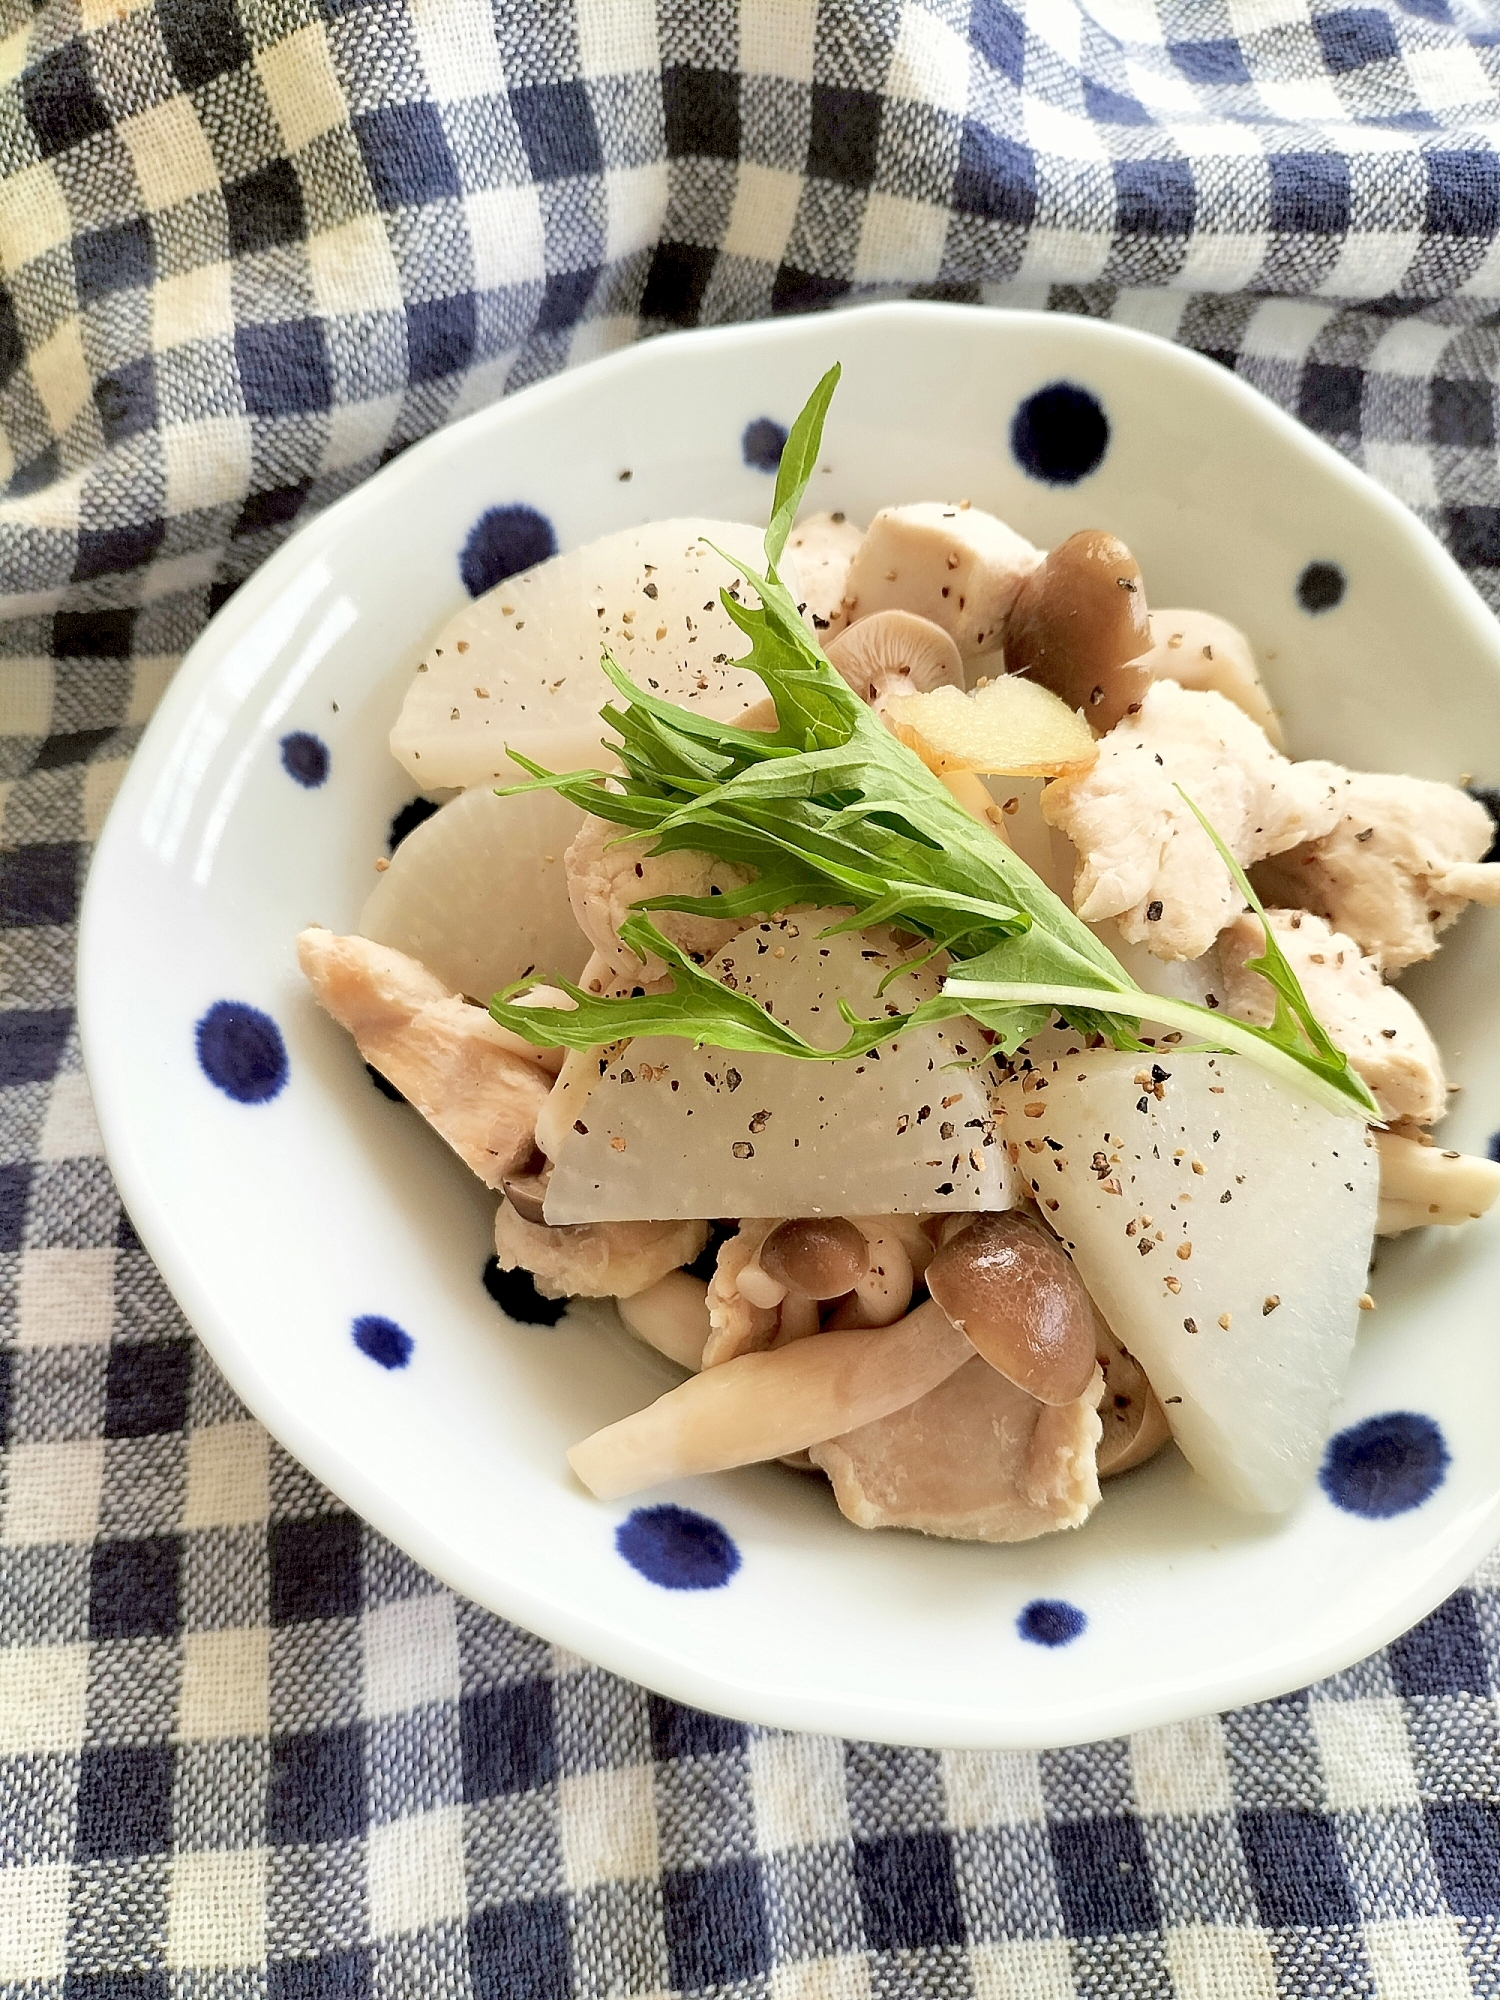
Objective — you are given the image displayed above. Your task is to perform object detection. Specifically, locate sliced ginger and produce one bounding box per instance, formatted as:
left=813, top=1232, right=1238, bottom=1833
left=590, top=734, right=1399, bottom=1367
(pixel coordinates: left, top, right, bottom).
left=886, top=675, right=1098, bottom=778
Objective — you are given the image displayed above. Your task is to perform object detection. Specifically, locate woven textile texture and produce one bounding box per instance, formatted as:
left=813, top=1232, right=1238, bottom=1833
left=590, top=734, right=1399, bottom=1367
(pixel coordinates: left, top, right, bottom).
left=4, top=0, right=1500, bottom=1994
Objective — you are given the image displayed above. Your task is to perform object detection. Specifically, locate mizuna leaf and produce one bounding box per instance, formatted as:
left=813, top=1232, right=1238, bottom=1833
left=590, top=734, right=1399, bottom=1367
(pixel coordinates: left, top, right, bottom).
left=488, top=373, right=1376, bottom=1123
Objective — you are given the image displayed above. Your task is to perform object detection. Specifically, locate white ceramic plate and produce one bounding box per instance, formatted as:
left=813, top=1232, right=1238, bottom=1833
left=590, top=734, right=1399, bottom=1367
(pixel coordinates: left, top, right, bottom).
left=79, top=303, right=1500, bottom=1749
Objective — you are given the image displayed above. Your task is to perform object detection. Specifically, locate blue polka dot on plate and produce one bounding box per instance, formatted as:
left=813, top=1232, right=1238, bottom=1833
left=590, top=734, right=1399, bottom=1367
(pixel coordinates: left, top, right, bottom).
left=388, top=796, right=441, bottom=852
left=366, top=1062, right=404, bottom=1103
left=616, top=1504, right=741, bottom=1590
left=279, top=730, right=329, bottom=788
left=352, top=1314, right=413, bottom=1369
left=1017, top=1598, right=1087, bottom=1647
left=1010, top=383, right=1109, bottom=486
left=482, top=1255, right=566, bottom=1327
left=1320, top=1411, right=1448, bottom=1518
left=1297, top=560, right=1346, bottom=613
left=196, top=1001, right=287, bottom=1104
left=742, top=417, right=787, bottom=473
left=460, top=504, right=556, bottom=598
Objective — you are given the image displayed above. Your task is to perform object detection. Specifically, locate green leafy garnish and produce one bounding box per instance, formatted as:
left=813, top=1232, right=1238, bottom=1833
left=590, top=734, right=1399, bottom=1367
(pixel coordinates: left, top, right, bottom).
left=487, top=364, right=1378, bottom=1122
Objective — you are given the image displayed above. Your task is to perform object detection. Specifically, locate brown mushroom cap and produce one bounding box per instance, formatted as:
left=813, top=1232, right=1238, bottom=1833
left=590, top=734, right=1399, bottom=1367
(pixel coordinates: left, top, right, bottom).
left=760, top=1216, right=870, bottom=1299
left=1003, top=530, right=1152, bottom=734
left=826, top=610, right=965, bottom=707
left=925, top=1210, right=1097, bottom=1406
left=502, top=1158, right=551, bottom=1224
left=1094, top=1315, right=1172, bottom=1476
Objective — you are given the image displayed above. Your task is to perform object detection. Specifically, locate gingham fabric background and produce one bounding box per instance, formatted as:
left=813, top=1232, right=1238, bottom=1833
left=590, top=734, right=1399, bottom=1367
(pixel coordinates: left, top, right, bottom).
left=4, top=0, right=1500, bottom=1994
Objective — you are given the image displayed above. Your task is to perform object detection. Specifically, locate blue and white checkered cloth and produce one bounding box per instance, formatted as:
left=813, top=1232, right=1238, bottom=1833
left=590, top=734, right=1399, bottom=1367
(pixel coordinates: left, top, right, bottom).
left=4, top=1, right=1500, bottom=1993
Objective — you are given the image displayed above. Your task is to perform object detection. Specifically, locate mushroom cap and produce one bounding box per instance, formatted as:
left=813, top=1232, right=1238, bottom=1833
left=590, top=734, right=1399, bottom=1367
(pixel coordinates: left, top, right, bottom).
left=1003, top=530, right=1152, bottom=734
left=760, top=1216, right=870, bottom=1299
left=1093, top=1313, right=1172, bottom=1476
left=925, top=1210, right=1097, bottom=1405
left=826, top=610, right=965, bottom=707
left=502, top=1165, right=550, bottom=1225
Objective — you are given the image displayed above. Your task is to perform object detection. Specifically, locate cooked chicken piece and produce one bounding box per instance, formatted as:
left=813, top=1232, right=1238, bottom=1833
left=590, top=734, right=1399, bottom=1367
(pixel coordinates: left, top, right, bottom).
left=298, top=930, right=550, bottom=1188
left=1250, top=771, right=1500, bottom=974
left=564, top=812, right=753, bottom=982
left=1041, top=682, right=1345, bottom=960
left=1219, top=908, right=1447, bottom=1126
left=493, top=1199, right=707, bottom=1300
left=809, top=1357, right=1102, bottom=1542
left=1374, top=1129, right=1500, bottom=1235
left=787, top=510, right=863, bottom=637
left=301, top=924, right=449, bottom=1024
left=1129, top=608, right=1284, bottom=747
left=841, top=503, right=1042, bottom=661
left=567, top=1297, right=973, bottom=1498
left=487, top=985, right=572, bottom=1077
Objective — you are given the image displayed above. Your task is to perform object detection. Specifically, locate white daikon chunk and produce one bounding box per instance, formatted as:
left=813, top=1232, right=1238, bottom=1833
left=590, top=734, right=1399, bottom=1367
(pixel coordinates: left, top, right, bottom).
left=995, top=1050, right=1377, bottom=1513
left=359, top=783, right=590, bottom=1002
left=390, top=519, right=772, bottom=789
left=544, top=918, right=1017, bottom=1222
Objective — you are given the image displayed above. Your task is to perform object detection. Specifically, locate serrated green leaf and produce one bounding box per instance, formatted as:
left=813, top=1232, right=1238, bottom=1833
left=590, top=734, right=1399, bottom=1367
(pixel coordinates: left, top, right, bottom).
left=486, top=369, right=1377, bottom=1125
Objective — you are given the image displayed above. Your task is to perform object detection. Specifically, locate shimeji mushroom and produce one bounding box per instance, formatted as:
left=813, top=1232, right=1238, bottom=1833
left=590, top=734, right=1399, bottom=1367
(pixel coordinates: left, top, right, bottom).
left=1374, top=1129, right=1500, bottom=1235
left=501, top=1156, right=550, bottom=1222
left=616, top=1270, right=713, bottom=1370
left=824, top=610, right=965, bottom=709
left=1003, top=530, right=1153, bottom=733
left=704, top=1220, right=781, bottom=1365
left=747, top=1216, right=871, bottom=1340
left=1094, top=1314, right=1171, bottom=1477
left=713, top=1215, right=917, bottom=1352
left=566, top=1297, right=974, bottom=1499
left=824, top=1221, right=919, bottom=1328
left=924, top=1210, right=1099, bottom=1406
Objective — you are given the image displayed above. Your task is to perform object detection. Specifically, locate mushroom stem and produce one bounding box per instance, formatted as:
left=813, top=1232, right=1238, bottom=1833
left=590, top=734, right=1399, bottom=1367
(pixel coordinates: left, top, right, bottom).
left=566, top=1298, right=972, bottom=1498
left=1375, top=1129, right=1500, bottom=1234
left=1093, top=1312, right=1172, bottom=1477
left=502, top=1156, right=550, bottom=1224
left=777, top=1292, right=822, bottom=1343
left=734, top=1260, right=787, bottom=1309
left=849, top=1228, right=915, bottom=1327
left=616, top=1271, right=712, bottom=1371
left=1432, top=861, right=1500, bottom=905
left=857, top=1213, right=937, bottom=1279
